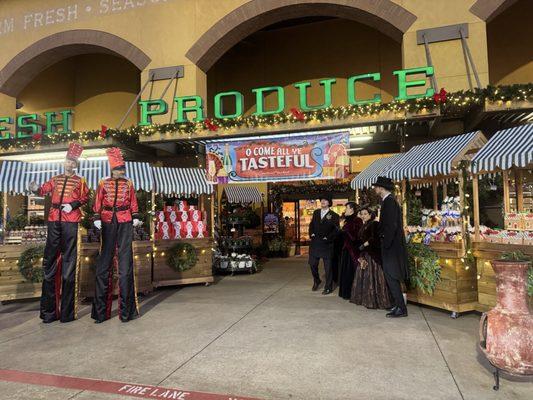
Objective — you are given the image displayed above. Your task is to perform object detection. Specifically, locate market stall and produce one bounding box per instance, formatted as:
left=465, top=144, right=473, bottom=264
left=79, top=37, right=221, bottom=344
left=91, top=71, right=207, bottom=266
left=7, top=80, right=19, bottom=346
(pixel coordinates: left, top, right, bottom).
left=151, top=167, right=215, bottom=287
left=469, top=124, right=533, bottom=311
left=386, top=131, right=488, bottom=316
left=0, top=160, right=153, bottom=302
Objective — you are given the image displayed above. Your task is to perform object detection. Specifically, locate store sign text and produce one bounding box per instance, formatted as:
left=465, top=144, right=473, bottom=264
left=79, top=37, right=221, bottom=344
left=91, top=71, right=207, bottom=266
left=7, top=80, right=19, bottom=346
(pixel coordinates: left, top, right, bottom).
left=139, top=66, right=435, bottom=126
left=0, top=66, right=434, bottom=137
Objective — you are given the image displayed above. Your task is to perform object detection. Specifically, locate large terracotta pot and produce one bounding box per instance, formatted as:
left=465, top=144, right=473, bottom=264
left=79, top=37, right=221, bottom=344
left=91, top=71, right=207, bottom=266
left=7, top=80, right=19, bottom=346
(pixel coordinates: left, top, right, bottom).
left=479, top=261, right=532, bottom=375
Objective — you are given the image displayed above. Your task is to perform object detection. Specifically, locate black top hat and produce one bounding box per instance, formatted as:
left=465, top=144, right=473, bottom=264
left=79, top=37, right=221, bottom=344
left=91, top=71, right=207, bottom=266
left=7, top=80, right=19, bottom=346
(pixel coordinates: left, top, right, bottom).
left=319, top=195, right=333, bottom=206
left=372, top=176, right=394, bottom=191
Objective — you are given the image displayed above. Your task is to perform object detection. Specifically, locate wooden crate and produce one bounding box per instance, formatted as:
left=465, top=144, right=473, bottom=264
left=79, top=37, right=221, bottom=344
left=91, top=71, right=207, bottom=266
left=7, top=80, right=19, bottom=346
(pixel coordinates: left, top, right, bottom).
left=0, top=244, right=42, bottom=302
left=153, top=238, right=214, bottom=287
left=407, top=243, right=478, bottom=314
left=79, top=241, right=153, bottom=299
left=474, top=241, right=533, bottom=312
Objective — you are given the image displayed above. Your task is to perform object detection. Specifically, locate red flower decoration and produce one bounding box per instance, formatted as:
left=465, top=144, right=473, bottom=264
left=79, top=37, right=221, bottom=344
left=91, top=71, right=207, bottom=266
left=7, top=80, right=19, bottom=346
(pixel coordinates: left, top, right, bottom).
left=433, top=88, right=447, bottom=104
left=33, top=133, right=42, bottom=141
left=100, top=125, right=108, bottom=139
left=204, top=118, right=218, bottom=132
left=290, top=107, right=305, bottom=122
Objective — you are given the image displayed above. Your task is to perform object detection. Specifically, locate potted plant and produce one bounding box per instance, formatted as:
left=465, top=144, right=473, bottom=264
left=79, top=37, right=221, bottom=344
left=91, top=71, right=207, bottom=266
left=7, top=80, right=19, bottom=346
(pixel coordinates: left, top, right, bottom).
left=479, top=251, right=532, bottom=376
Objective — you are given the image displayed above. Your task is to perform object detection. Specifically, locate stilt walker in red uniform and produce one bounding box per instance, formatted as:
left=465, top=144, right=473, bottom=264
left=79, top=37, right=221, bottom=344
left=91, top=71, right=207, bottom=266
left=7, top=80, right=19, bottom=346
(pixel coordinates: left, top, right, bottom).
left=29, top=143, right=88, bottom=323
left=91, top=148, right=141, bottom=323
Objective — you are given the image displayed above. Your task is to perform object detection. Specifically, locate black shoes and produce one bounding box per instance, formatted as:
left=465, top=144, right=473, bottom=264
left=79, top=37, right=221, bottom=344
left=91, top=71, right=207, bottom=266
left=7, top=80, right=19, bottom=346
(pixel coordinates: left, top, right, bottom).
left=312, top=280, right=322, bottom=291
left=94, top=319, right=104, bottom=324
left=322, top=289, right=332, bottom=295
left=386, top=307, right=408, bottom=318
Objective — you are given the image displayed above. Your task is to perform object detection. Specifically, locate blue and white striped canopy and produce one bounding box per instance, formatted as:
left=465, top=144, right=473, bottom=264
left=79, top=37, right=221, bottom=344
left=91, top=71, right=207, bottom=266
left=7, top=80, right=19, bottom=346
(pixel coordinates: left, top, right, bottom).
left=223, top=185, right=263, bottom=204
left=0, top=160, right=153, bottom=194
left=350, top=154, right=403, bottom=190
left=153, top=167, right=213, bottom=196
left=470, top=124, right=533, bottom=174
left=387, top=131, right=484, bottom=181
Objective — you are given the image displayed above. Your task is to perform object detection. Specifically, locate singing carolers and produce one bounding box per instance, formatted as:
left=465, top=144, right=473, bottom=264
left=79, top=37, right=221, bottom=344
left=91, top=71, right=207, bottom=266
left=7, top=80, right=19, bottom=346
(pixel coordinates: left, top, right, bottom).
left=32, top=145, right=142, bottom=324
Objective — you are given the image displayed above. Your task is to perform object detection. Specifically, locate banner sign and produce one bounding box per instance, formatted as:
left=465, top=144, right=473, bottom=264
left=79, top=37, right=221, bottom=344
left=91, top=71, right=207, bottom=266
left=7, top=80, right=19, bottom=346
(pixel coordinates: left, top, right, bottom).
left=205, top=132, right=350, bottom=184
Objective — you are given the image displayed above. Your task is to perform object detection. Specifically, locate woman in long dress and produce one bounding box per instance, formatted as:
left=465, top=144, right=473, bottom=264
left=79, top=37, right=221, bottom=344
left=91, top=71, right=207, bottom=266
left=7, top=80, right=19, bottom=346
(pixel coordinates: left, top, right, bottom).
left=351, top=205, right=392, bottom=309
left=338, top=202, right=362, bottom=300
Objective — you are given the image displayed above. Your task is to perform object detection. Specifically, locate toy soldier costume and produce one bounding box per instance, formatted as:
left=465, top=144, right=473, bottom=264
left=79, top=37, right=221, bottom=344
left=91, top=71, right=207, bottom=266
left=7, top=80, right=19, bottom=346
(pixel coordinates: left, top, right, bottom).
left=91, top=148, right=141, bottom=323
left=31, top=143, right=89, bottom=323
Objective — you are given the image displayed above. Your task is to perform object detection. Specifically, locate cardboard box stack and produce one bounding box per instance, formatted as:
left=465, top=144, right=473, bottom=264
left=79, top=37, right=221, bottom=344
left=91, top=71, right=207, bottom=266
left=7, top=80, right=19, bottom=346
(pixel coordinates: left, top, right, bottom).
left=155, top=201, right=208, bottom=240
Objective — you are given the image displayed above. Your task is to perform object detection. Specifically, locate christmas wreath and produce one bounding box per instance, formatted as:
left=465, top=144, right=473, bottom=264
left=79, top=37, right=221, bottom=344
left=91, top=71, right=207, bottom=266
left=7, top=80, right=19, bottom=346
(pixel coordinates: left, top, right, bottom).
left=18, top=245, right=45, bottom=283
left=166, top=242, right=198, bottom=272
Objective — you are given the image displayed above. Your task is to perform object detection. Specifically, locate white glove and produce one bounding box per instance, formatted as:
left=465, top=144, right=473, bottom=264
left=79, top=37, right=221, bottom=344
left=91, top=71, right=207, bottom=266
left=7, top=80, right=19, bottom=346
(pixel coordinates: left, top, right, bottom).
left=29, top=181, right=39, bottom=192
left=133, top=219, right=142, bottom=227
left=61, top=204, right=73, bottom=213
left=94, top=220, right=102, bottom=230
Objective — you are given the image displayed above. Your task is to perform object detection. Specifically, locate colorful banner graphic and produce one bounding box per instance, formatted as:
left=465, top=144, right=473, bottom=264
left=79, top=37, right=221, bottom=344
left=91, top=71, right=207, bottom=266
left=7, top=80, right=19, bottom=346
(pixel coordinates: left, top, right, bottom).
left=205, top=132, right=350, bottom=184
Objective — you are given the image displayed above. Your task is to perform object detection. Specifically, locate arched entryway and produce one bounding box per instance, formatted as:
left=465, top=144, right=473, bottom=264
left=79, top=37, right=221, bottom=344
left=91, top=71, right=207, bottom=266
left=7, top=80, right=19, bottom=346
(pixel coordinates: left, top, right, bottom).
left=482, top=0, right=533, bottom=85
left=0, top=30, right=151, bottom=130
left=186, top=0, right=416, bottom=72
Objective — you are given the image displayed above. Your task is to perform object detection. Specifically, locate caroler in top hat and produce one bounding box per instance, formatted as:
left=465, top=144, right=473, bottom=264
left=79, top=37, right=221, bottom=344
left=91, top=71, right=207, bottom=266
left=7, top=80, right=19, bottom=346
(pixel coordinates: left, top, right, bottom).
left=372, top=176, right=409, bottom=318
left=91, top=148, right=142, bottom=323
left=29, top=143, right=89, bottom=323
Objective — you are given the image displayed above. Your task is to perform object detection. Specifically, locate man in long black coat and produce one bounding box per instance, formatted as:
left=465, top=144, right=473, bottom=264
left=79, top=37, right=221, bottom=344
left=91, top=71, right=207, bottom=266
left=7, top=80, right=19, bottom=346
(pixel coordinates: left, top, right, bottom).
left=373, top=177, right=409, bottom=318
left=308, top=196, right=340, bottom=295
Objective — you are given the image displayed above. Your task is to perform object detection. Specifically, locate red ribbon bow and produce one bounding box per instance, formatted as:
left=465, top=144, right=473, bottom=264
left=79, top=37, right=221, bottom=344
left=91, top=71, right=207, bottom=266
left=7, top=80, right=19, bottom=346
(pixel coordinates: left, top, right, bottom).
left=33, top=133, right=42, bottom=141
left=290, top=107, right=305, bottom=122
left=204, top=118, right=218, bottom=132
left=433, top=88, right=447, bottom=104
left=100, top=125, right=108, bottom=139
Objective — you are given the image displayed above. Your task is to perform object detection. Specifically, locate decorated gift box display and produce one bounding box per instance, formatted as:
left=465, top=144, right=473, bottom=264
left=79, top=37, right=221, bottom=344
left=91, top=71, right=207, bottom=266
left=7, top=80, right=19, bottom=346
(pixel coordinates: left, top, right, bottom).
left=155, top=200, right=208, bottom=240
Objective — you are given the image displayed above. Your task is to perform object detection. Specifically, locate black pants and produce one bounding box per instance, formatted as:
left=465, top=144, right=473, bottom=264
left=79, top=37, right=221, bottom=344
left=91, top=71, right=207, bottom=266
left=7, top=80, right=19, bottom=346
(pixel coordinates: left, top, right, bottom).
left=384, top=272, right=406, bottom=312
left=91, top=219, right=138, bottom=322
left=40, top=222, right=79, bottom=323
left=309, top=256, right=333, bottom=290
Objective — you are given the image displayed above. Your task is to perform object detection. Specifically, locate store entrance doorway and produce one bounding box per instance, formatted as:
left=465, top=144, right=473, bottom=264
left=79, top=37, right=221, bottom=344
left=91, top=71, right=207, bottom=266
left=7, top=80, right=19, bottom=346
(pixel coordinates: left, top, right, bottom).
left=281, top=197, right=350, bottom=254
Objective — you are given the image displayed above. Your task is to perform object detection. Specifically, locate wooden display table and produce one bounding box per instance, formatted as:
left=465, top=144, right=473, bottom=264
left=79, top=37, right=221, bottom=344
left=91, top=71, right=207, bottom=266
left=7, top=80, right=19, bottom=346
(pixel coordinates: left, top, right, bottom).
left=153, top=238, right=213, bottom=287
left=79, top=241, right=153, bottom=299
left=0, top=244, right=41, bottom=302
left=474, top=241, right=533, bottom=312
left=407, top=242, right=478, bottom=317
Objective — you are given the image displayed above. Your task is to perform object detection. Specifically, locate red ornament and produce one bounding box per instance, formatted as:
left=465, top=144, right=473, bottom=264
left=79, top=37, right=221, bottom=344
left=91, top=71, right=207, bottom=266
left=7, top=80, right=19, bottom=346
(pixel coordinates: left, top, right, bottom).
left=33, top=133, right=42, bottom=141
left=100, top=125, right=108, bottom=139
left=433, top=88, right=447, bottom=104
left=290, top=108, right=305, bottom=122
left=204, top=118, right=218, bottom=132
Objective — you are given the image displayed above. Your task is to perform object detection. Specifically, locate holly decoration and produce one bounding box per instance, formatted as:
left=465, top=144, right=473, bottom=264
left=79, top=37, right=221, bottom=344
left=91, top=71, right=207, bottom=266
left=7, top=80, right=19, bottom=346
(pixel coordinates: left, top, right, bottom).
left=433, top=88, right=447, bottom=104
left=204, top=118, right=218, bottom=132
left=100, top=124, right=108, bottom=139
left=33, top=133, right=42, bottom=141
left=290, top=107, right=305, bottom=122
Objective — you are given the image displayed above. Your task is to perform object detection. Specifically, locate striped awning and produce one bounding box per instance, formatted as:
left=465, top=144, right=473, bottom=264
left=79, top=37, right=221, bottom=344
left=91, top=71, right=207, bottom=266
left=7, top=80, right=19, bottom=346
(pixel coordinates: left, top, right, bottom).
left=0, top=160, right=153, bottom=194
left=223, top=185, right=263, bottom=204
left=350, top=154, right=403, bottom=190
left=471, top=124, right=533, bottom=174
left=387, top=131, right=483, bottom=181
left=153, top=167, right=213, bottom=196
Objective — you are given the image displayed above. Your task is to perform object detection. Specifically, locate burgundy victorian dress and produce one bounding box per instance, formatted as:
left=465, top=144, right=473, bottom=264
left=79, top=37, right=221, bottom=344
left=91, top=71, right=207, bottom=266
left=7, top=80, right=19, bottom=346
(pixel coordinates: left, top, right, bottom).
left=338, top=215, right=363, bottom=299
left=351, top=220, right=393, bottom=309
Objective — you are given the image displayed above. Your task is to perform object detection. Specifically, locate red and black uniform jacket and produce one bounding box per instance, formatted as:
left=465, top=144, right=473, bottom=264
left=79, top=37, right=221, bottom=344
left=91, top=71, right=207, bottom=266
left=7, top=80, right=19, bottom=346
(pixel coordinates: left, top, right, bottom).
left=93, top=178, right=139, bottom=224
left=38, top=174, right=89, bottom=223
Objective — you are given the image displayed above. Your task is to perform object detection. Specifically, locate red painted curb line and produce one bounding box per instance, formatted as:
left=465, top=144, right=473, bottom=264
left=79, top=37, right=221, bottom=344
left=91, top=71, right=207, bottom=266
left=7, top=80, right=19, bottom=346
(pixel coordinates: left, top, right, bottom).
left=0, top=369, right=260, bottom=400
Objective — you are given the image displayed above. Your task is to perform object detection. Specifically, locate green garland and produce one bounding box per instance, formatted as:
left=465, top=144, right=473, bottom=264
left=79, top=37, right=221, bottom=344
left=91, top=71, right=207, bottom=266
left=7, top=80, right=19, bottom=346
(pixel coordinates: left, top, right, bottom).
left=18, top=245, right=45, bottom=283
left=407, top=242, right=441, bottom=295
left=1, top=84, right=531, bottom=150
left=166, top=242, right=198, bottom=272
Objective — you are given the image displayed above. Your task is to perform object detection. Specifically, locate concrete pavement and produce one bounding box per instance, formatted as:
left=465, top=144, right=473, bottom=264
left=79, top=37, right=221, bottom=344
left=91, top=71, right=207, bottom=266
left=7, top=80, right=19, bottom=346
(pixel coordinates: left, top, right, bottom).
left=0, top=257, right=531, bottom=399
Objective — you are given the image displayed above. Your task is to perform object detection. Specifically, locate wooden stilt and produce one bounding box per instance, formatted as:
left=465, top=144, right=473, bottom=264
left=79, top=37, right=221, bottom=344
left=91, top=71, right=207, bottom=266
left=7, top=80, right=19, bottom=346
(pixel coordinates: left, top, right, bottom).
left=515, top=169, right=524, bottom=212
left=433, top=182, right=438, bottom=211
left=502, top=170, right=510, bottom=213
